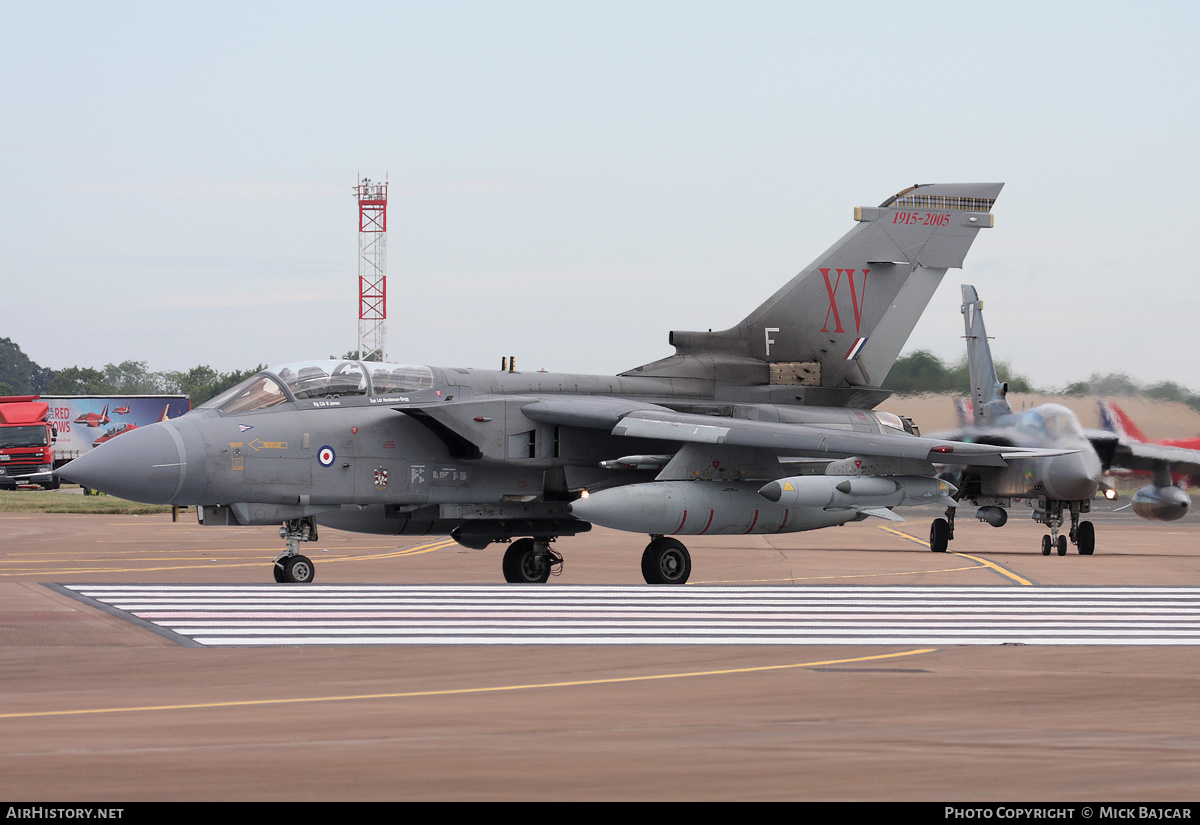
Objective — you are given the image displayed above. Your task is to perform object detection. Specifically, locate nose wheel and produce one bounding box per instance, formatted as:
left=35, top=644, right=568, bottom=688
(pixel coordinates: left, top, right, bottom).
left=1038, top=502, right=1096, bottom=556
left=274, top=517, right=319, bottom=583
left=274, top=555, right=315, bottom=583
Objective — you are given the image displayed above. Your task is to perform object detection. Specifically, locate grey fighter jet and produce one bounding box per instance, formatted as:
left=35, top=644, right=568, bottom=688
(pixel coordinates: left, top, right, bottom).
left=61, top=183, right=1033, bottom=585
left=930, top=285, right=1200, bottom=556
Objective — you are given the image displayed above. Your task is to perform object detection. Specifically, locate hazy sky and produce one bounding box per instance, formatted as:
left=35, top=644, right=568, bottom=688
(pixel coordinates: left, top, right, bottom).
left=4, top=1, right=1198, bottom=390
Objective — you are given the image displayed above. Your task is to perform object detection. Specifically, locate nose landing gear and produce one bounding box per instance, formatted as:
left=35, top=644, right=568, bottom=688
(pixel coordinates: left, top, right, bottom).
left=274, top=517, right=318, bottom=583
left=1036, top=500, right=1095, bottom=556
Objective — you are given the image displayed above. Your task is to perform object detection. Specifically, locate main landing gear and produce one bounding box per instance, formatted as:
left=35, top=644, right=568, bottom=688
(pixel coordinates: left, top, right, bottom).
left=275, top=517, right=318, bottom=583
left=502, top=538, right=563, bottom=584
left=929, top=503, right=957, bottom=553
left=642, top=536, right=691, bottom=585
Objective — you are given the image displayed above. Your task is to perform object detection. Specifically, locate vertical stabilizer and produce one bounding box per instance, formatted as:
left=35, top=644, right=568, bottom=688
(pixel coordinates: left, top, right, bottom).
left=625, top=183, right=1003, bottom=392
left=1098, top=400, right=1148, bottom=442
left=961, top=285, right=1011, bottom=425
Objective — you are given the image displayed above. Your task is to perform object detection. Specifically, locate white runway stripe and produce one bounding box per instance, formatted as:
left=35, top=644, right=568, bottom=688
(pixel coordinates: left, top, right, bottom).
left=58, top=584, right=1200, bottom=647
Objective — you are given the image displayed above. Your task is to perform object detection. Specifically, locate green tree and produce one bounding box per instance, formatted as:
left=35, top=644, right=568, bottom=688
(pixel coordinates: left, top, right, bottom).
left=0, top=337, right=53, bottom=394
left=102, top=360, right=172, bottom=394
left=884, top=350, right=1037, bottom=394
left=47, top=366, right=110, bottom=395
left=882, top=350, right=960, bottom=393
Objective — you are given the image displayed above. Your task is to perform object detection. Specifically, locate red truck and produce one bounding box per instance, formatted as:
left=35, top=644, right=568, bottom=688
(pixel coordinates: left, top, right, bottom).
left=0, top=396, right=59, bottom=490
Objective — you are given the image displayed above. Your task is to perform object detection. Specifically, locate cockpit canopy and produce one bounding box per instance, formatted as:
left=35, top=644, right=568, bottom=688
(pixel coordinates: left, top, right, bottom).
left=1015, top=404, right=1085, bottom=442
left=201, top=360, right=437, bottom=414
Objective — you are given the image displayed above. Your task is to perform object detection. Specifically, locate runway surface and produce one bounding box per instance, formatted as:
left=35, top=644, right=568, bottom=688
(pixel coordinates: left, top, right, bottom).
left=3, top=504, right=1200, bottom=800
left=59, top=583, right=1200, bottom=646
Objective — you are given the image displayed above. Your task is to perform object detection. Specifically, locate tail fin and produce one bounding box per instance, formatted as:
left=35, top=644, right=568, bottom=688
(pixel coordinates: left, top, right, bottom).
left=1098, top=399, right=1147, bottom=442
left=954, top=397, right=974, bottom=428
left=624, top=183, right=1003, bottom=396
left=961, top=284, right=1011, bottom=425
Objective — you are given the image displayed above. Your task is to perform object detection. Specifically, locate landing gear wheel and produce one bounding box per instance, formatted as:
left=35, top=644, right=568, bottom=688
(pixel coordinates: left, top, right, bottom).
left=281, top=555, right=315, bottom=583
left=929, top=518, right=950, bottom=553
left=1041, top=535, right=1052, bottom=556
left=502, top=538, right=551, bottom=584
left=273, top=561, right=287, bottom=583
left=642, top=537, right=691, bottom=585
left=1056, top=535, right=1068, bottom=556
left=1077, top=520, right=1095, bottom=555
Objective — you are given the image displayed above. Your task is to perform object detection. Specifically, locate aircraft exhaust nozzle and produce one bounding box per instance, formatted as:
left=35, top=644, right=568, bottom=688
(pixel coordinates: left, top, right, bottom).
left=758, top=475, right=955, bottom=509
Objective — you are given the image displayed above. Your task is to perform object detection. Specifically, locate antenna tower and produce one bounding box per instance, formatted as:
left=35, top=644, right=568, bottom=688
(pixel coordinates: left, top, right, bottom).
left=355, top=176, right=388, bottom=362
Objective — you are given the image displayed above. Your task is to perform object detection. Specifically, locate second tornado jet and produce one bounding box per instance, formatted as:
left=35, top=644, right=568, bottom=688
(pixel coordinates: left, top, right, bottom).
left=929, top=285, right=1200, bottom=556
left=61, top=182, right=1028, bottom=584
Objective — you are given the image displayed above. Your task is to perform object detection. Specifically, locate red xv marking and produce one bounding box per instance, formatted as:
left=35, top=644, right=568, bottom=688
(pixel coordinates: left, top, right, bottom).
left=820, top=268, right=870, bottom=334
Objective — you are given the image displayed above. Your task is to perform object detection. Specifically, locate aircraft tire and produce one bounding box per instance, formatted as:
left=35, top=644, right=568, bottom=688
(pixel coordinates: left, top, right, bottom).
left=1041, top=536, right=1052, bottom=556
left=642, top=537, right=691, bottom=585
left=1056, top=535, right=1068, bottom=556
left=929, top=519, right=950, bottom=553
left=502, top=538, right=551, bottom=584
left=273, top=562, right=287, bottom=583
left=1077, top=521, right=1096, bottom=555
left=282, top=555, right=315, bottom=584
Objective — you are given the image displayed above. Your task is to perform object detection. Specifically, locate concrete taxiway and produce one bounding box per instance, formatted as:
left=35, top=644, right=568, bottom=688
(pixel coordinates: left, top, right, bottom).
left=1, top=503, right=1199, bottom=800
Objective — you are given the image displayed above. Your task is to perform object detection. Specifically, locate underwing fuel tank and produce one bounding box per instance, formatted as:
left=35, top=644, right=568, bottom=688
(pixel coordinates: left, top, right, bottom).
left=758, top=475, right=956, bottom=509
left=1131, top=484, right=1190, bottom=522
left=569, top=481, right=862, bottom=536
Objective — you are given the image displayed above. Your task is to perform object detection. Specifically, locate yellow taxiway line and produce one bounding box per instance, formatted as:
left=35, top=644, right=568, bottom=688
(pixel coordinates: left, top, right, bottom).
left=876, top=525, right=1034, bottom=586
left=0, top=648, right=938, bottom=720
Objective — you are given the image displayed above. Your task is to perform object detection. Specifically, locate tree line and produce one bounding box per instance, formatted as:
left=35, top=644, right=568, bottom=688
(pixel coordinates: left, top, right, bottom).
left=5, top=336, right=1200, bottom=413
left=882, top=349, right=1200, bottom=414
left=0, top=337, right=263, bottom=407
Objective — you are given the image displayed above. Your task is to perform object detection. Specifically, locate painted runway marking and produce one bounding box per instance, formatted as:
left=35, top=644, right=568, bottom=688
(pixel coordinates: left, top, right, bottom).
left=55, top=584, right=1200, bottom=647
left=0, top=648, right=935, bottom=720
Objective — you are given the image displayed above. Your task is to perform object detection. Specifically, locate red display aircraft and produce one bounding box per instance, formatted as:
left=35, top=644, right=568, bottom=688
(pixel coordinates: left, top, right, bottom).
left=1099, top=400, right=1199, bottom=487
left=89, top=404, right=172, bottom=448
left=73, top=404, right=110, bottom=428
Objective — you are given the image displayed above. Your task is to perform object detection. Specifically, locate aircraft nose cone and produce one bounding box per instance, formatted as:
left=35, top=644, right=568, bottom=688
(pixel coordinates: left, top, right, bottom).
left=56, top=422, right=185, bottom=504
left=1043, top=453, right=1100, bottom=502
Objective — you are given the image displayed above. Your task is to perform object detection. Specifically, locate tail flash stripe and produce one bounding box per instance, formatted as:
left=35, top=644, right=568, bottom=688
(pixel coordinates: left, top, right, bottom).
left=844, top=337, right=868, bottom=361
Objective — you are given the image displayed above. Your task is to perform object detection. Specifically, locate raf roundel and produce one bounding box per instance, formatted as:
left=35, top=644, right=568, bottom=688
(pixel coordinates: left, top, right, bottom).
left=317, top=446, right=336, bottom=467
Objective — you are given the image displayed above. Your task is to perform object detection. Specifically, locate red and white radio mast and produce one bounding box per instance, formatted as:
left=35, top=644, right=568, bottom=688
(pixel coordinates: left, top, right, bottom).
left=355, top=176, right=388, bottom=362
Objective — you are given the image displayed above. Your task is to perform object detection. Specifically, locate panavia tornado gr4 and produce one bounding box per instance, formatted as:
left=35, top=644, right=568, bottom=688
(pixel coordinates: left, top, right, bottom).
left=927, top=284, right=1200, bottom=557
left=60, top=182, right=1036, bottom=585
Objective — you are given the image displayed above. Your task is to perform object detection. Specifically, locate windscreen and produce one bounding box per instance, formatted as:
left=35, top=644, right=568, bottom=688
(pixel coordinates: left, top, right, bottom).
left=0, top=425, right=48, bottom=448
